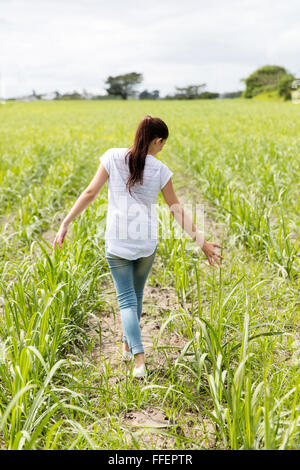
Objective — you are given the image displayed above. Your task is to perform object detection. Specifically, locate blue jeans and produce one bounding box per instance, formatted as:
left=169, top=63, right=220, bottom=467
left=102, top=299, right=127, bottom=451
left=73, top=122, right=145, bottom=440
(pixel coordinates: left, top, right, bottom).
left=105, top=243, right=157, bottom=355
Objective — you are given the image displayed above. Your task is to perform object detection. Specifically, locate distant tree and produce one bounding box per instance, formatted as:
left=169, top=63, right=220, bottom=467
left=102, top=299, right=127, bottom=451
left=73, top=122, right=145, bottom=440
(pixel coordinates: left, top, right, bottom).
left=174, top=84, right=206, bottom=99
left=92, top=94, right=121, bottom=100
left=139, top=89, right=151, bottom=99
left=105, top=72, right=143, bottom=100
left=243, top=65, right=288, bottom=98
left=164, top=84, right=219, bottom=100
left=139, top=89, right=160, bottom=100
left=32, top=89, right=41, bottom=99
left=221, top=91, right=243, bottom=99
left=198, top=91, right=219, bottom=99
left=54, top=90, right=61, bottom=100
left=278, top=73, right=295, bottom=101
left=61, top=90, right=82, bottom=100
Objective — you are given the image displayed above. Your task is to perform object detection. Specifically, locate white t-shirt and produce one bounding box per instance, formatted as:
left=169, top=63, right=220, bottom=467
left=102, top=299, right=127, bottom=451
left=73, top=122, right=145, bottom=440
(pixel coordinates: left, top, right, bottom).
left=99, top=147, right=173, bottom=260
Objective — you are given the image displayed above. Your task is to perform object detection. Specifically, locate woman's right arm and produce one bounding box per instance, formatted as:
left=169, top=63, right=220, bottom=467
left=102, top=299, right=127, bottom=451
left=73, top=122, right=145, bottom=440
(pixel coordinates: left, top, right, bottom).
left=161, top=178, right=223, bottom=267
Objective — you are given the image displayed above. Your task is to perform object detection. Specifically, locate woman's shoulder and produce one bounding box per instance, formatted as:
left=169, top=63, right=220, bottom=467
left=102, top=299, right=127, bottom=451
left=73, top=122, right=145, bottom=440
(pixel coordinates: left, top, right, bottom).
left=147, top=155, right=170, bottom=170
left=109, top=147, right=129, bottom=152
left=108, top=147, right=130, bottom=158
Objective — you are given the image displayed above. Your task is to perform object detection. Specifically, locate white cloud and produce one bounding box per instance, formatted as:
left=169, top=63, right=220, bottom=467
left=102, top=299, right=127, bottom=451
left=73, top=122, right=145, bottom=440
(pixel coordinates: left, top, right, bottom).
left=0, top=0, right=300, bottom=97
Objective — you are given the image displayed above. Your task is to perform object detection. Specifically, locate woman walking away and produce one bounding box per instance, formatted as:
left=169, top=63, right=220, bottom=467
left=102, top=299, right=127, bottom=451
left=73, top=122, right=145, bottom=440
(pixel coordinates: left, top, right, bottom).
left=53, top=115, right=223, bottom=379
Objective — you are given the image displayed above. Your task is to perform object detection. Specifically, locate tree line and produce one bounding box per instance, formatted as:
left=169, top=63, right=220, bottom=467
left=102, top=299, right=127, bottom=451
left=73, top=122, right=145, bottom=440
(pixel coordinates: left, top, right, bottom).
left=47, top=73, right=220, bottom=101
left=6, top=65, right=298, bottom=101
left=105, top=67, right=297, bottom=101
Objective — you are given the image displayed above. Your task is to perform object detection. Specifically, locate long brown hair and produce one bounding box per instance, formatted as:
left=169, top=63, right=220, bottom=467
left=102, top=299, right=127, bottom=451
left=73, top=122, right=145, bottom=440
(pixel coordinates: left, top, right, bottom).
left=124, top=115, right=169, bottom=196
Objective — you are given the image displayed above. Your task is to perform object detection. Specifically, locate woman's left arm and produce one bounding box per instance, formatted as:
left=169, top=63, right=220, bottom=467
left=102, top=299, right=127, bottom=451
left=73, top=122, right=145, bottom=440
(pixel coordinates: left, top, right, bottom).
left=161, top=178, right=223, bottom=267
left=53, top=164, right=109, bottom=251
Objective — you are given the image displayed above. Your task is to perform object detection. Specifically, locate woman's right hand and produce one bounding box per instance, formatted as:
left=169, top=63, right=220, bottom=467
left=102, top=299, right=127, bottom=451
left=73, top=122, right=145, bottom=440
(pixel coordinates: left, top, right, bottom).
left=53, top=222, right=69, bottom=251
left=201, top=240, right=223, bottom=267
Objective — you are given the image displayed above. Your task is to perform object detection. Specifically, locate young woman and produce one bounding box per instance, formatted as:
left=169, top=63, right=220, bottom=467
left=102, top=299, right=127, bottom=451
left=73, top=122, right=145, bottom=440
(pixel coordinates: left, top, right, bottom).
left=53, top=115, right=223, bottom=378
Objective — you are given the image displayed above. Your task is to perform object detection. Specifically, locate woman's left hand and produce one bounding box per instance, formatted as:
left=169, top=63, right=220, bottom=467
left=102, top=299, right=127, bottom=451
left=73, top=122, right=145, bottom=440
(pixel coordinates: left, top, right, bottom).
left=53, top=222, right=69, bottom=251
left=201, top=240, right=224, bottom=267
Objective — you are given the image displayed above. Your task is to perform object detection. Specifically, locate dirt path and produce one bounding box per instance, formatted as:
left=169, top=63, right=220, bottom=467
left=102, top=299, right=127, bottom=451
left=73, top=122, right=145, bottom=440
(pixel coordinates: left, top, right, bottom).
left=84, top=165, right=226, bottom=449
left=88, top=167, right=227, bottom=371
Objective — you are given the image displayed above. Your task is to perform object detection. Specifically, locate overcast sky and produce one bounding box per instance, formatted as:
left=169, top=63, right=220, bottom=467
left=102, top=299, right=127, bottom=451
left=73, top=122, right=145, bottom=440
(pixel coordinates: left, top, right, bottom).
left=1, top=0, right=300, bottom=98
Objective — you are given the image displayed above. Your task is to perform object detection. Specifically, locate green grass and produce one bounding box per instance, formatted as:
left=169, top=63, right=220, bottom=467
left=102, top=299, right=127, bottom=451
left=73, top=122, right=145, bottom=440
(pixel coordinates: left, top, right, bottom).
left=252, top=90, right=282, bottom=101
left=0, top=99, right=299, bottom=449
